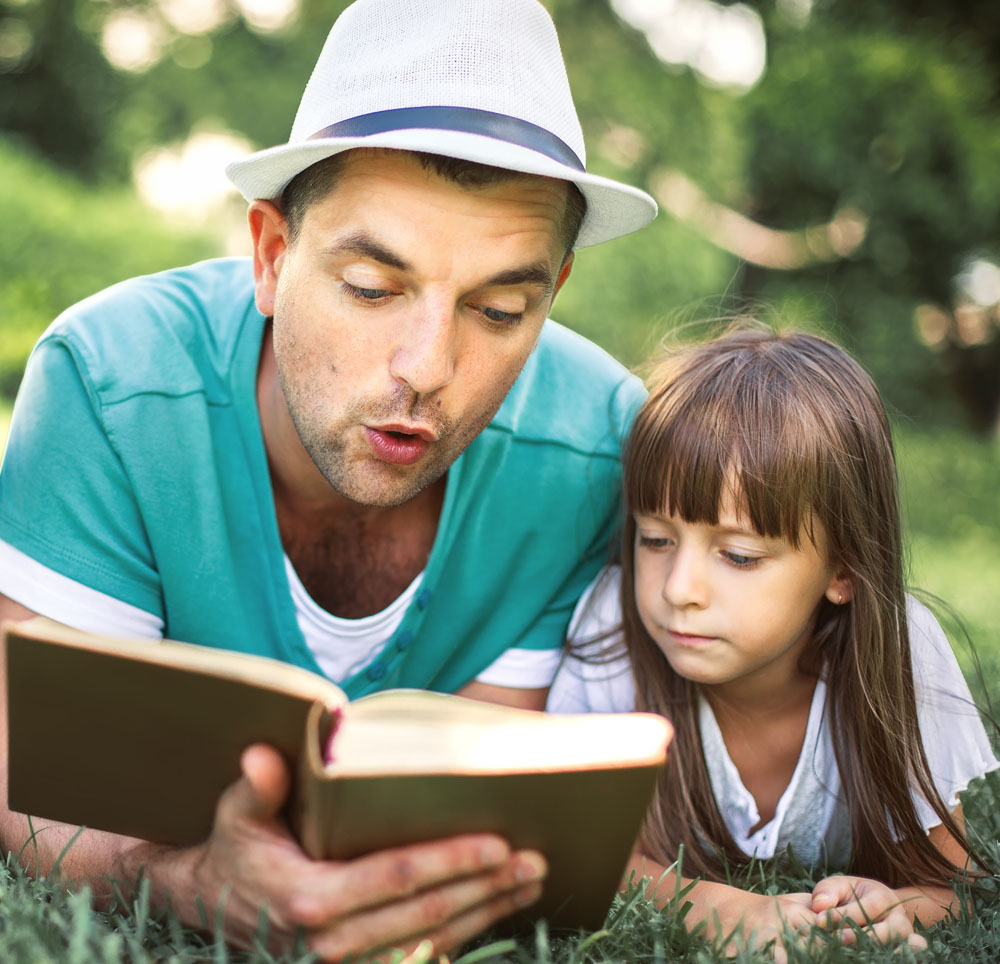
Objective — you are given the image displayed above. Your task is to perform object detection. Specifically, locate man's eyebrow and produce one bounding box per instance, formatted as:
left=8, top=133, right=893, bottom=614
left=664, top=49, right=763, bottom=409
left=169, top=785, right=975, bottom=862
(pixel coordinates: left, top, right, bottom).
left=326, top=233, right=411, bottom=271
left=326, top=236, right=553, bottom=294
left=482, top=263, right=554, bottom=294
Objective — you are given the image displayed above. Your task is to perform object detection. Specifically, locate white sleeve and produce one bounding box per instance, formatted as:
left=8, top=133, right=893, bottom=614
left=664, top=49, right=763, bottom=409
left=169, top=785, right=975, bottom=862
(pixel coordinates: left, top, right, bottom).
left=474, top=646, right=563, bottom=688
left=546, top=566, right=636, bottom=714
left=0, top=539, right=163, bottom=638
left=909, top=596, right=999, bottom=829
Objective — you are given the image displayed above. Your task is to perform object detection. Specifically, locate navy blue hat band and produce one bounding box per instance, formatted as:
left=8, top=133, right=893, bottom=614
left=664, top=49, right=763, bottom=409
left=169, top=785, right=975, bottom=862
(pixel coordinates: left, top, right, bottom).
left=309, top=106, right=585, bottom=172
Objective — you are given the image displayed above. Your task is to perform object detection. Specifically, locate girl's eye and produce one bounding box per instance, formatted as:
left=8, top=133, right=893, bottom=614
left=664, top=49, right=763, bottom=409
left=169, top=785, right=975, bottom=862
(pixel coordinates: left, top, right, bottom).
left=343, top=282, right=391, bottom=303
left=722, top=550, right=761, bottom=569
left=638, top=534, right=673, bottom=551
left=479, top=305, right=523, bottom=326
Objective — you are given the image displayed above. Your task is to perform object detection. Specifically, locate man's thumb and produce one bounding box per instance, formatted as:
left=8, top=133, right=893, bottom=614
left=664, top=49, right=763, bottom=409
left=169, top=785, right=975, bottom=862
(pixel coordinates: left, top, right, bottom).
left=217, top=743, right=291, bottom=826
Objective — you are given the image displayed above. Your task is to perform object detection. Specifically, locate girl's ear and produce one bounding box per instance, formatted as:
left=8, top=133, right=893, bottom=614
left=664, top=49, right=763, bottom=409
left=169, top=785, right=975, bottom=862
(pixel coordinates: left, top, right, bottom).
left=825, top=569, right=854, bottom=606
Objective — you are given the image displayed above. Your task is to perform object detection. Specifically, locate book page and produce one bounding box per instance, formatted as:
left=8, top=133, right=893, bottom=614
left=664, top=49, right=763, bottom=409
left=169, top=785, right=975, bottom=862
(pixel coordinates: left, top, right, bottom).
left=327, top=692, right=670, bottom=775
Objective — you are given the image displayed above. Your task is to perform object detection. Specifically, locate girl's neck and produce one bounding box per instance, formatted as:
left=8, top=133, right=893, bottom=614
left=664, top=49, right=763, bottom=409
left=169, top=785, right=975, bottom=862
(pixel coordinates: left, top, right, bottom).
left=703, top=664, right=818, bottom=726
left=706, top=670, right=820, bottom=833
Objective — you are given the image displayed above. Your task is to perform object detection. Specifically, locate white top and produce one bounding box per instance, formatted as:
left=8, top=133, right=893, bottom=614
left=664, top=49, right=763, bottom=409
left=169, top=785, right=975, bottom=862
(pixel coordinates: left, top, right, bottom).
left=0, top=539, right=558, bottom=688
left=548, top=567, right=999, bottom=866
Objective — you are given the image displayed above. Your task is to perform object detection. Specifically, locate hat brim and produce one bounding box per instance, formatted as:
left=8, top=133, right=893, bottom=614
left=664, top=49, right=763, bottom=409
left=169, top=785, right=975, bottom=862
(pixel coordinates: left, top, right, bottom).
left=225, top=128, right=657, bottom=248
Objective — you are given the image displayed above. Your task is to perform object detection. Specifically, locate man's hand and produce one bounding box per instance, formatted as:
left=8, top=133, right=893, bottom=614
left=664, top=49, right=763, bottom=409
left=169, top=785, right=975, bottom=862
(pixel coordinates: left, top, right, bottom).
left=812, top=875, right=928, bottom=951
left=125, top=744, right=546, bottom=960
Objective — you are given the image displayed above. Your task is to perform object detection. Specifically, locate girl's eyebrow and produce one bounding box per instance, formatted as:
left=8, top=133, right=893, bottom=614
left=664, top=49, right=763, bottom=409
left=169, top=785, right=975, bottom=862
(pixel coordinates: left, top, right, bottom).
left=717, top=525, right=766, bottom=540
left=635, top=512, right=764, bottom=540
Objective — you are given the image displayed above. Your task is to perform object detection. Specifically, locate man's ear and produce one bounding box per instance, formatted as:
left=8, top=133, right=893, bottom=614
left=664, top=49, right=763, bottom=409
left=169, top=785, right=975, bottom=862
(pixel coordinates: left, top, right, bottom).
left=248, top=200, right=289, bottom=318
left=825, top=569, right=854, bottom=606
left=554, top=251, right=574, bottom=296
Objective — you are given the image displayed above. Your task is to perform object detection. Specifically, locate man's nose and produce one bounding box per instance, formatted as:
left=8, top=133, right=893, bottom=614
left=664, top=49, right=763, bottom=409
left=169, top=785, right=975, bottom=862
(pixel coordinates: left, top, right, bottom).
left=388, top=298, right=457, bottom=396
left=661, top=546, right=709, bottom=609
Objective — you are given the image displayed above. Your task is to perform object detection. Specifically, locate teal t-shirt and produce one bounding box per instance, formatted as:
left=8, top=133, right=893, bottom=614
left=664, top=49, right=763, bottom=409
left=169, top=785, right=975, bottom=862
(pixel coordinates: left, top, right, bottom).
left=0, top=259, right=643, bottom=698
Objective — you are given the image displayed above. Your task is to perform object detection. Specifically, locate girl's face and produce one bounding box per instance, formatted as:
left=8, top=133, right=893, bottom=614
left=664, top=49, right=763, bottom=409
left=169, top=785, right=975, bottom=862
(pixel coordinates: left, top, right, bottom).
left=633, top=487, right=848, bottom=697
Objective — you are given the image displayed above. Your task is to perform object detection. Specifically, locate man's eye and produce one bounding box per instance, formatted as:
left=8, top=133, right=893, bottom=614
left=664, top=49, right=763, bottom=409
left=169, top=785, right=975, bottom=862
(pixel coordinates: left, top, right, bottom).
left=480, top=306, right=523, bottom=325
left=343, top=282, right=390, bottom=303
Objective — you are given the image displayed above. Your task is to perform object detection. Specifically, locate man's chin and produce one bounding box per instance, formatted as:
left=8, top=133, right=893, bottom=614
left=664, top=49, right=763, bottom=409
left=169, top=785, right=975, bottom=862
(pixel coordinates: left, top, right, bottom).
left=322, top=458, right=448, bottom=509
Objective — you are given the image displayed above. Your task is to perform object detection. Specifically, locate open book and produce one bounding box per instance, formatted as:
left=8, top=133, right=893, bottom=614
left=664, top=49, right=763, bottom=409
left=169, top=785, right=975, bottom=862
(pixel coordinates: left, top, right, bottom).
left=3, top=618, right=672, bottom=930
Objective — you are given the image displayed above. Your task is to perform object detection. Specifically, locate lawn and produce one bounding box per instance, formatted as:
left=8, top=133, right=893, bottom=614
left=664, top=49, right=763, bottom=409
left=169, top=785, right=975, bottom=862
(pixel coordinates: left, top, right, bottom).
left=2, top=779, right=1000, bottom=964
left=0, top=403, right=998, bottom=962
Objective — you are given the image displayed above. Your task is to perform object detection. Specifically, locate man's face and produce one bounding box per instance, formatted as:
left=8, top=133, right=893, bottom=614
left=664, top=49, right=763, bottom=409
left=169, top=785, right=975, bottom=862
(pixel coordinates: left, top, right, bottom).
left=252, top=150, right=572, bottom=508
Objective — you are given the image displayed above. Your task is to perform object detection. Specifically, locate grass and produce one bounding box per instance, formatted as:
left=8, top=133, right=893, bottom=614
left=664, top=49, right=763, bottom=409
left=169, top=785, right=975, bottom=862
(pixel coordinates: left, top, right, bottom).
left=1, top=771, right=1000, bottom=964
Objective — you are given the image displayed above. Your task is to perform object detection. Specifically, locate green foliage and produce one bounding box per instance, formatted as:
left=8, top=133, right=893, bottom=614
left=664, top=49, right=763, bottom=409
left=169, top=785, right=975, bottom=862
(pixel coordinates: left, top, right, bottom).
left=3, top=0, right=999, bottom=426
left=740, top=13, right=1000, bottom=428
left=895, top=423, right=1000, bottom=706
left=0, top=138, right=214, bottom=397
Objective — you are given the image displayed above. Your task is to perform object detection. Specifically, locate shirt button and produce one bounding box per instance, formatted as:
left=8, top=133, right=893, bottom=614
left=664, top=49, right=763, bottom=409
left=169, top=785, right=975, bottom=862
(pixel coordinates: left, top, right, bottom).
left=395, top=630, right=414, bottom=651
left=416, top=588, right=433, bottom=610
left=366, top=662, right=387, bottom=681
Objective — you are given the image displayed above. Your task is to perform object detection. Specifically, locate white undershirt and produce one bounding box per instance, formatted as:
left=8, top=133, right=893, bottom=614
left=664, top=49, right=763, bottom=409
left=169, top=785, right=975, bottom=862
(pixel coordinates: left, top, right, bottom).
left=0, top=539, right=559, bottom=687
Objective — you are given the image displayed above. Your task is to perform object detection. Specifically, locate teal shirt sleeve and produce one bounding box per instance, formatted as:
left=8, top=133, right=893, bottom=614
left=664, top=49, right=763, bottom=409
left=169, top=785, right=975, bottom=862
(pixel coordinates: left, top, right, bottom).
left=0, top=336, right=163, bottom=616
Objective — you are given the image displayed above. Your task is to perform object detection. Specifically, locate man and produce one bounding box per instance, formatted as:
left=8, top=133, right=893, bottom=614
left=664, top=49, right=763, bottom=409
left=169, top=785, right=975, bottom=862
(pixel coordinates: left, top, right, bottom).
left=0, top=0, right=655, bottom=957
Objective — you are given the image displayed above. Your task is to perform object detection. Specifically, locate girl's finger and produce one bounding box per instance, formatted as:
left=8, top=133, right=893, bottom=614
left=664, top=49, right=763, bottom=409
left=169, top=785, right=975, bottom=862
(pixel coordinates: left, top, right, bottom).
left=836, top=911, right=924, bottom=949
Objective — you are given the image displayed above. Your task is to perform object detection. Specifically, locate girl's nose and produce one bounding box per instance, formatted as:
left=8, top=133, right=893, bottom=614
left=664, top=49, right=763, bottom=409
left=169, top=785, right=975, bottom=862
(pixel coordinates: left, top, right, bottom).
left=661, top=547, right=709, bottom=609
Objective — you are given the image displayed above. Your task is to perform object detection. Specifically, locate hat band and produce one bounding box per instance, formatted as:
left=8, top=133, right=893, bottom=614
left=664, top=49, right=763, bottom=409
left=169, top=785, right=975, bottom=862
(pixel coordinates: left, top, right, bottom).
left=309, top=106, right=585, bottom=172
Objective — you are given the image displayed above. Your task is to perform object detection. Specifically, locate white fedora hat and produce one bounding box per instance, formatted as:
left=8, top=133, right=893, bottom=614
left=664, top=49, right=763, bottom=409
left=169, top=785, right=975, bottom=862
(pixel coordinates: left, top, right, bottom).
left=225, top=0, right=657, bottom=248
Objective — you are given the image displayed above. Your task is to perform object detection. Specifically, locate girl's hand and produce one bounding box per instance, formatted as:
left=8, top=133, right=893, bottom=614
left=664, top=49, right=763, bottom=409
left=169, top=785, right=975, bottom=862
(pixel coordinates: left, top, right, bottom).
left=718, top=890, right=816, bottom=963
left=811, top=875, right=928, bottom=951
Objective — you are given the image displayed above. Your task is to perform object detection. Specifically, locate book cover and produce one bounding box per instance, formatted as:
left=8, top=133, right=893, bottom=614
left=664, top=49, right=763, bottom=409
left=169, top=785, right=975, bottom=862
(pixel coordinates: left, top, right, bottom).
left=3, top=618, right=671, bottom=930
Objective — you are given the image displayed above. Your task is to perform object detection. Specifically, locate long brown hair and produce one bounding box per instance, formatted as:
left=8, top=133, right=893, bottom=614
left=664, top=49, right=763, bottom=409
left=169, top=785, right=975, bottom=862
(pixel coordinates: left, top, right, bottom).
left=621, top=324, right=971, bottom=885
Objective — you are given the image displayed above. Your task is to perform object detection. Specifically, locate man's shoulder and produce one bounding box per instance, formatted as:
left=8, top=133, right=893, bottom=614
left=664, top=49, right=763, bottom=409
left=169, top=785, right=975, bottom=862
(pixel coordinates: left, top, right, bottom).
left=491, top=320, right=646, bottom=458
left=40, top=258, right=260, bottom=405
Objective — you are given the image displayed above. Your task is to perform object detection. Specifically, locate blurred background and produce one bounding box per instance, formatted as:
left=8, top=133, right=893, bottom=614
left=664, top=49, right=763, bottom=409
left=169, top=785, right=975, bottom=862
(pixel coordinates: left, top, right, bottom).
left=0, top=0, right=997, bottom=688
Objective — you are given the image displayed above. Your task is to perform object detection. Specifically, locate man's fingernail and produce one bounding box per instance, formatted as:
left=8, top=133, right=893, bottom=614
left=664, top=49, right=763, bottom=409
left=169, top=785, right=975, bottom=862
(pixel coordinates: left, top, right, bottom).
left=479, top=839, right=509, bottom=865
left=515, top=852, right=547, bottom=882
left=514, top=882, right=543, bottom=908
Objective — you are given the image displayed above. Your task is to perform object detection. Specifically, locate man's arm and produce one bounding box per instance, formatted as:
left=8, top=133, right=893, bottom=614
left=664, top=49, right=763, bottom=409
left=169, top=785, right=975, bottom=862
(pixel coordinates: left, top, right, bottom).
left=0, top=593, right=546, bottom=959
left=457, top=681, right=548, bottom=710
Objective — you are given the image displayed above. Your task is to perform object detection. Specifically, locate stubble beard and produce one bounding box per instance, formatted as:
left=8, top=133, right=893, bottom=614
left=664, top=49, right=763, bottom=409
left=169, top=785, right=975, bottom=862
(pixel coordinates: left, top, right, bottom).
left=279, top=373, right=513, bottom=509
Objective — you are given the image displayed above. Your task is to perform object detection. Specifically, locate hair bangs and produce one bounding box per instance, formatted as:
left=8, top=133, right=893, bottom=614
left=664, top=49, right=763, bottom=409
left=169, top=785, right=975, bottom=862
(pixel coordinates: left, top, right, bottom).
left=625, top=361, right=730, bottom=526
left=626, top=339, right=824, bottom=549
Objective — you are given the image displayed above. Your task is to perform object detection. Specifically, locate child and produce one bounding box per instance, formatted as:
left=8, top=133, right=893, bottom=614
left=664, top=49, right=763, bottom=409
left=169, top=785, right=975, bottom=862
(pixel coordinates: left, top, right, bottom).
left=548, top=326, right=997, bottom=953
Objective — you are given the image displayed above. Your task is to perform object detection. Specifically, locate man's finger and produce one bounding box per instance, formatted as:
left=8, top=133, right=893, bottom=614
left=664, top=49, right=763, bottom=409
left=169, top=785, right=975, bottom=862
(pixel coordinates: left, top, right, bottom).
left=417, top=882, right=545, bottom=956
left=291, top=836, right=538, bottom=922
left=305, top=852, right=546, bottom=959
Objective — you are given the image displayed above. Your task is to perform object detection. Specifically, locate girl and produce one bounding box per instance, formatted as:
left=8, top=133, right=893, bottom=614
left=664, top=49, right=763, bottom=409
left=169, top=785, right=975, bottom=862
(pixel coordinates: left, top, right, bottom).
left=549, top=327, right=997, bottom=953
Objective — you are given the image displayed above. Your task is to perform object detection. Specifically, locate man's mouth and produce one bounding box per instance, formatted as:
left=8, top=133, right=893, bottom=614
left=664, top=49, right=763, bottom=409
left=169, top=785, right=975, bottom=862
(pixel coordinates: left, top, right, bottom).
left=364, top=426, right=433, bottom=466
